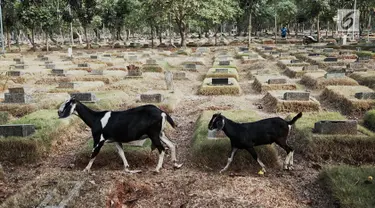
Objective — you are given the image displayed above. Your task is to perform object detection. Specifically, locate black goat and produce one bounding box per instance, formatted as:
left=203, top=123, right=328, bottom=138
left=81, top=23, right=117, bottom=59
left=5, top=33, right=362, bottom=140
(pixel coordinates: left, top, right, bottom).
left=58, top=97, right=182, bottom=173
left=208, top=112, right=302, bottom=173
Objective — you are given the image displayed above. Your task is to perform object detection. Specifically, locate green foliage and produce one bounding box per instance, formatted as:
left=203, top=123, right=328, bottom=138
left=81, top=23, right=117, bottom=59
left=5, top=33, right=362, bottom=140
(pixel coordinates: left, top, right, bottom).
left=364, top=109, right=375, bottom=131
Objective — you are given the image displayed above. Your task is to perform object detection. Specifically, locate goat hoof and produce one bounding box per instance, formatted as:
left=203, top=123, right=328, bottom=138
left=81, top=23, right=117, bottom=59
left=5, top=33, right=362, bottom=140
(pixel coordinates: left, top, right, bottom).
left=83, top=168, right=90, bottom=173
left=153, top=169, right=161, bottom=174
left=125, top=169, right=142, bottom=174
left=173, top=163, right=183, bottom=169
left=288, top=165, right=294, bottom=171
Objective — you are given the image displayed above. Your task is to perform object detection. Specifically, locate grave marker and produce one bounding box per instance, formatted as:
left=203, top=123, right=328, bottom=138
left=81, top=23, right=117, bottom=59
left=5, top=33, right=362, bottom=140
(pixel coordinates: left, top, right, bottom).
left=90, top=55, right=98, bottom=59
left=6, top=71, right=23, bottom=76
left=212, top=78, right=229, bottom=85
left=4, top=87, right=32, bottom=103
left=323, top=48, right=334, bottom=52
left=69, top=93, right=97, bottom=102
left=348, top=62, right=365, bottom=71
left=239, top=47, right=249, bottom=52
left=173, top=72, right=186, bottom=80
left=140, top=94, right=164, bottom=103
left=15, top=64, right=27, bottom=69
left=90, top=69, right=104, bottom=75
left=283, top=92, right=310, bottom=101
left=215, top=68, right=229, bottom=73
left=267, top=78, right=286, bottom=84
left=290, top=59, right=302, bottom=64
left=264, top=47, right=273, bottom=50
left=78, top=63, right=89, bottom=68
left=0, top=124, right=35, bottom=137
left=184, top=64, right=196, bottom=70
left=129, top=56, right=138, bottom=61
left=46, top=64, right=55, bottom=69
left=51, top=69, right=65, bottom=76
left=314, top=120, right=357, bottom=135
left=308, top=53, right=320, bottom=56
left=219, top=61, right=230, bottom=66
left=323, top=57, right=338, bottom=62
left=146, top=59, right=157, bottom=65
left=354, top=92, right=375, bottom=100
left=58, top=82, right=76, bottom=88
left=248, top=54, right=258, bottom=59
left=303, top=65, right=319, bottom=71
left=324, top=72, right=346, bottom=79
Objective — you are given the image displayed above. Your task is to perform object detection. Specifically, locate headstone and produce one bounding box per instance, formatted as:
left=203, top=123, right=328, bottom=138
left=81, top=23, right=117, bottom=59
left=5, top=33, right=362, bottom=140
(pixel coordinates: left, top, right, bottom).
left=4, top=87, right=32, bottom=104
left=129, top=56, right=138, bottom=61
left=354, top=92, right=375, bottom=100
left=314, top=120, right=357, bottom=135
left=9, top=87, right=25, bottom=94
left=58, top=82, right=76, bottom=88
left=324, top=72, right=346, bottom=79
left=323, top=57, right=338, bottom=62
left=267, top=78, right=287, bottom=84
left=173, top=72, right=186, bottom=80
left=41, top=57, right=49, bottom=61
left=323, top=48, right=334, bottom=52
left=146, top=59, right=157, bottom=65
left=103, top=54, right=111, bottom=57
left=13, top=58, right=22, bottom=62
left=248, top=54, right=258, bottom=59
left=140, top=94, right=164, bottom=103
left=270, top=51, right=279, bottom=55
left=264, top=47, right=273, bottom=50
left=184, top=64, right=196, bottom=70
left=219, top=61, right=230, bottom=66
left=15, top=64, right=27, bottom=69
left=78, top=63, right=89, bottom=67
left=68, top=48, right=73, bottom=58
left=358, top=56, right=371, bottom=61
left=45, top=64, right=55, bottom=69
left=69, top=93, right=97, bottom=102
left=6, top=71, right=23, bottom=76
left=308, top=53, right=320, bottom=56
left=90, top=69, right=104, bottom=75
left=215, top=68, right=229, bottom=73
left=37, top=54, right=45, bottom=58
left=239, top=47, right=249, bottom=52
left=283, top=92, right=310, bottom=101
left=90, top=55, right=98, bottom=59
left=212, top=78, right=229, bottom=85
left=0, top=124, right=35, bottom=137
left=303, top=65, right=319, bottom=71
left=51, top=69, right=65, bottom=76
left=348, top=62, right=365, bottom=70
left=290, top=59, right=302, bottom=64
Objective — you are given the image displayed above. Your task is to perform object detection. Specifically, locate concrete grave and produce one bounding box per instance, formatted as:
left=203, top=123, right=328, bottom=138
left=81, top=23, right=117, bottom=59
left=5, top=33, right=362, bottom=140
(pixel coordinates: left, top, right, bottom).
left=212, top=78, right=229, bottom=85
left=323, top=57, right=338, bottom=62
left=78, top=63, right=89, bottom=68
left=173, top=72, right=186, bottom=80
left=90, top=55, right=98, bottom=59
left=15, top=64, right=27, bottom=69
left=347, top=62, right=365, bottom=71
left=58, top=82, right=76, bottom=88
left=215, top=68, right=229, bottom=73
left=140, top=94, right=164, bottom=103
left=6, top=71, right=23, bottom=76
left=324, top=72, right=346, bottom=79
left=146, top=59, right=157, bottom=65
left=51, top=69, right=65, bottom=76
left=219, top=61, right=230, bottom=66
left=267, top=78, right=287, bottom=84
left=354, top=92, right=375, bottom=100
left=283, top=91, right=310, bottom=101
left=69, top=93, right=97, bottom=102
left=303, top=65, right=319, bottom=71
left=0, top=124, right=35, bottom=137
left=314, top=120, right=357, bottom=135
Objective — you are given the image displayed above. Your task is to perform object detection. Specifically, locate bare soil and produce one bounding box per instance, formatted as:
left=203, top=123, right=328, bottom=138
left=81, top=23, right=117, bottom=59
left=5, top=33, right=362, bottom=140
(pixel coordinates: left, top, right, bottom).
left=0, top=48, right=333, bottom=208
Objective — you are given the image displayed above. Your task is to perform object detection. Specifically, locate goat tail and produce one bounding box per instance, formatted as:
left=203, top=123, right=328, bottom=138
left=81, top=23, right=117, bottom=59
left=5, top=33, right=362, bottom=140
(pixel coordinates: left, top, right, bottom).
left=287, top=112, right=302, bottom=125
left=165, top=112, right=177, bottom=128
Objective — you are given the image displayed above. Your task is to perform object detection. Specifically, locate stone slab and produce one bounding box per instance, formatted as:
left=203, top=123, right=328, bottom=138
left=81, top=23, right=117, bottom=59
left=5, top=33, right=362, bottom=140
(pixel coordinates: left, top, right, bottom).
left=51, top=69, right=65, bottom=75
left=8, top=87, right=25, bottom=94
left=90, top=55, right=98, bottom=59
left=46, top=64, right=56, bottom=69
left=90, top=70, right=104, bottom=75
left=69, top=93, right=96, bottom=102
left=0, top=124, right=35, bottom=137
left=78, top=63, right=89, bottom=68
left=324, top=72, right=346, bottom=79
left=308, top=53, right=320, bottom=56
left=354, top=92, right=375, bottom=100
left=323, top=57, right=338, bottom=62
left=215, top=68, right=229, bottom=73
left=58, top=82, right=76, bottom=88
left=290, top=59, right=302, bottom=64
left=146, top=59, right=157, bottom=65
left=4, top=93, right=32, bottom=103
left=6, top=71, right=23, bottom=76
left=348, top=62, right=365, bottom=70
left=15, top=65, right=27, bottom=69
left=283, top=92, right=310, bottom=101
left=314, top=120, right=357, bottom=135
left=140, top=94, right=164, bottom=103
left=267, top=78, right=286, bottom=84
left=128, top=70, right=142, bottom=77
left=219, top=61, right=230, bottom=66
left=173, top=72, right=186, bottom=80
left=212, top=78, right=229, bottom=85
left=184, top=64, right=196, bottom=70
left=303, top=65, right=319, bottom=71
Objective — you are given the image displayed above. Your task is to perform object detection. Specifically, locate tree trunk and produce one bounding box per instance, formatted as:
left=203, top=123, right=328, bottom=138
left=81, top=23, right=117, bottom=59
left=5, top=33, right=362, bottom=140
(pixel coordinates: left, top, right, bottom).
left=317, top=14, right=320, bottom=42
left=45, top=31, right=49, bottom=52
left=176, top=19, right=186, bottom=47
left=248, top=12, right=252, bottom=47
left=84, top=26, right=90, bottom=49
left=151, top=25, right=154, bottom=48
left=31, top=28, right=36, bottom=51
left=6, top=26, right=11, bottom=49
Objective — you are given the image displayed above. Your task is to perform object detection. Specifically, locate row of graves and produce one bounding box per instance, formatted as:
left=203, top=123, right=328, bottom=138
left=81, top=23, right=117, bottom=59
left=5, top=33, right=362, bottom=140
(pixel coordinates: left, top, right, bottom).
left=199, top=49, right=241, bottom=95
left=248, top=44, right=375, bottom=190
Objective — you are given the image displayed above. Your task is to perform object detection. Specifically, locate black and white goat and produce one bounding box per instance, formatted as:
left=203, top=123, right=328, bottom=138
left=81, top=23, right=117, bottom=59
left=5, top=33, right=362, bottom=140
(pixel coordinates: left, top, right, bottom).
left=58, top=97, right=182, bottom=173
left=208, top=112, right=302, bottom=173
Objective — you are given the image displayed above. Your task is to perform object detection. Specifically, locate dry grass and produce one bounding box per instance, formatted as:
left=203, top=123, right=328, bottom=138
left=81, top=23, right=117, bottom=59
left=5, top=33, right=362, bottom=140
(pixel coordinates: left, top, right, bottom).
left=289, top=111, right=375, bottom=164
left=300, top=72, right=359, bottom=89
left=199, top=78, right=241, bottom=95
left=320, top=86, right=375, bottom=116
left=192, top=110, right=281, bottom=171
left=261, top=91, right=320, bottom=113
left=252, top=75, right=296, bottom=93
left=205, top=68, right=239, bottom=80
left=349, top=72, right=375, bottom=89
left=0, top=110, right=81, bottom=164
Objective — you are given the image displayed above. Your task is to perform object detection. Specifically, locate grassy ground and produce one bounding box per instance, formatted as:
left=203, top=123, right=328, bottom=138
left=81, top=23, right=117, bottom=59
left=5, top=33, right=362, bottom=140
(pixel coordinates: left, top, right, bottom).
left=0, top=109, right=80, bottom=163
left=319, top=165, right=375, bottom=208
left=289, top=112, right=375, bottom=164
left=84, top=91, right=130, bottom=110
left=192, top=110, right=281, bottom=172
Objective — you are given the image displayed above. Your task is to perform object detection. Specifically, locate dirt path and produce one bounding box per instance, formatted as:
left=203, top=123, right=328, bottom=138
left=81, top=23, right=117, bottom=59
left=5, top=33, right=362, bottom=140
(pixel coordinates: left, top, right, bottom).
left=0, top=51, right=332, bottom=208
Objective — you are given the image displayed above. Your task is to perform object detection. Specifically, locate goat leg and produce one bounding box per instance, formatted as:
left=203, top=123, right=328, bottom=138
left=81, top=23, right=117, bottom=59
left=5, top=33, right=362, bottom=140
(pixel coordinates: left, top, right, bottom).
left=220, top=148, right=238, bottom=173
